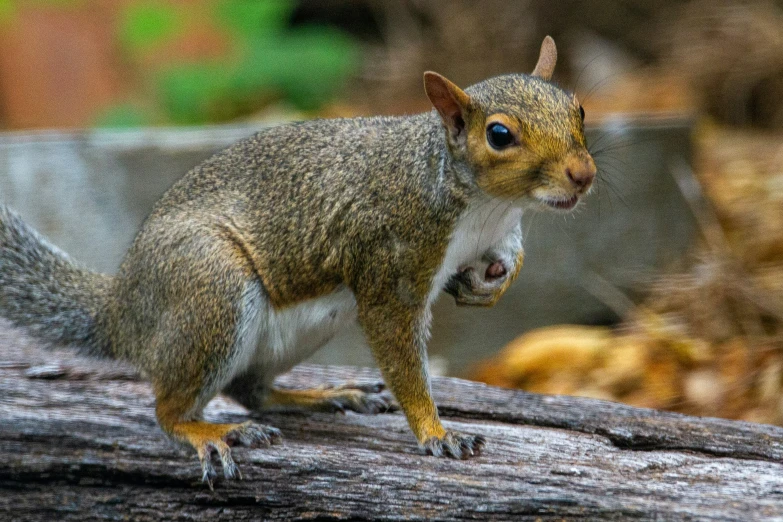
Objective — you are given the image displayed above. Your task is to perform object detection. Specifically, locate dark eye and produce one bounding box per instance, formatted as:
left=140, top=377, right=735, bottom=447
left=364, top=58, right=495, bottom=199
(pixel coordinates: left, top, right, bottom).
left=579, top=105, right=585, bottom=121
left=487, top=123, right=514, bottom=149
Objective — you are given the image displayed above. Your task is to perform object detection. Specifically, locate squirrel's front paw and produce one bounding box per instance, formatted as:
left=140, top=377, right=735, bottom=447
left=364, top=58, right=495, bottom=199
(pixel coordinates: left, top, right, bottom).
left=445, top=261, right=509, bottom=307
left=423, top=430, right=486, bottom=459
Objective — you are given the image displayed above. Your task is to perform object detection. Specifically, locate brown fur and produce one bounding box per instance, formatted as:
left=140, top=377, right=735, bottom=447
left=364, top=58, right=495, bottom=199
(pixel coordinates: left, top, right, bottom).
left=0, top=37, right=595, bottom=485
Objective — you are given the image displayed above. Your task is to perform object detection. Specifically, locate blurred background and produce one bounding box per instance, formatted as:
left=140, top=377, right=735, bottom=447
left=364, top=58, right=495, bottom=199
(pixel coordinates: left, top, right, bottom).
left=2, top=0, right=783, bottom=426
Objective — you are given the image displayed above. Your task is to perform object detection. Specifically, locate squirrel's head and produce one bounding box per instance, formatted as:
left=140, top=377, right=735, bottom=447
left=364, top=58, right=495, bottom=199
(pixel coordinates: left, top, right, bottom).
left=424, top=36, right=596, bottom=211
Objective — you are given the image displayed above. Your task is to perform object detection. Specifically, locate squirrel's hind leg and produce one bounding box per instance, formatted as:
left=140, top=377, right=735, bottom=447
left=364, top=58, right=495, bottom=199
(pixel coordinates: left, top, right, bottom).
left=149, top=291, right=281, bottom=489
left=224, top=370, right=395, bottom=414
left=128, top=235, right=283, bottom=488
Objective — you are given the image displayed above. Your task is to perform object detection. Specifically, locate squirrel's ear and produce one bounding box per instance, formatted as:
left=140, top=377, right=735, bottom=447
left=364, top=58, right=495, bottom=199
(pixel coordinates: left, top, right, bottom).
left=424, top=71, right=471, bottom=138
left=531, top=36, right=557, bottom=80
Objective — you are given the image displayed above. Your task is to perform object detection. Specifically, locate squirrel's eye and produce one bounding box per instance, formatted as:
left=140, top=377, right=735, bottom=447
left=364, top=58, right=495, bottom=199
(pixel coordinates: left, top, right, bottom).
left=579, top=105, right=585, bottom=122
left=487, top=123, right=514, bottom=149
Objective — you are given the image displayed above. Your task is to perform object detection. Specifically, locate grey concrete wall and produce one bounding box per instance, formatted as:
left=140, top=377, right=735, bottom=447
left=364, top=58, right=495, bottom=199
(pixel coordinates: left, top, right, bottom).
left=0, top=119, right=695, bottom=376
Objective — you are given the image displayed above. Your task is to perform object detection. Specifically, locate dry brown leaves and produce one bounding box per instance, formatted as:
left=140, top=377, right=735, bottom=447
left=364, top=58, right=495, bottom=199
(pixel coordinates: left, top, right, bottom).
left=473, top=124, right=783, bottom=426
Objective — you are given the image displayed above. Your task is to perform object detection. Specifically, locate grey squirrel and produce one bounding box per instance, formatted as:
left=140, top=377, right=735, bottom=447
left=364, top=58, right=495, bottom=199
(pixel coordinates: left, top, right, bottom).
left=0, top=36, right=596, bottom=487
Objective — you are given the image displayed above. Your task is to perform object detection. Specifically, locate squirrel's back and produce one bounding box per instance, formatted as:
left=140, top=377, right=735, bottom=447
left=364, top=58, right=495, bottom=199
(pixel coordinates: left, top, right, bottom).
left=119, top=113, right=465, bottom=309
left=156, top=113, right=446, bottom=211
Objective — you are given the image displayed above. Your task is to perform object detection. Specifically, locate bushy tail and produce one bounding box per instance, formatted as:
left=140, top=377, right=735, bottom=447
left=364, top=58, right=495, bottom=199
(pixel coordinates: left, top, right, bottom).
left=0, top=206, right=114, bottom=355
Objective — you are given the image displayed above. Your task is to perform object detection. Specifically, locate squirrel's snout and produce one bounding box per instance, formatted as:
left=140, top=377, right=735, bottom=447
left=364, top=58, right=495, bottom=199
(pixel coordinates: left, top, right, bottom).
left=565, top=156, right=596, bottom=192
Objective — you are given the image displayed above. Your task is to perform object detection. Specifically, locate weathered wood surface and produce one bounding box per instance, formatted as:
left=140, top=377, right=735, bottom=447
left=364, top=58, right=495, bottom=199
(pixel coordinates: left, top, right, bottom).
left=1, top=324, right=783, bottom=521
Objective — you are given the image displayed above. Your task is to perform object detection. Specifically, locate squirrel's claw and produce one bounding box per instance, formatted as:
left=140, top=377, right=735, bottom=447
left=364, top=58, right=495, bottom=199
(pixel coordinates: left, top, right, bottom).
left=198, top=446, right=219, bottom=490
left=197, top=440, right=238, bottom=488
left=224, top=421, right=283, bottom=448
left=216, top=443, right=240, bottom=480
left=423, top=431, right=486, bottom=459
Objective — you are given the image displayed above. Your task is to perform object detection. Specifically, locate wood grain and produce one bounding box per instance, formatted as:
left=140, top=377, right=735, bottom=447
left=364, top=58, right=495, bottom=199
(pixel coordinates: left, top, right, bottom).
left=1, top=323, right=782, bottom=521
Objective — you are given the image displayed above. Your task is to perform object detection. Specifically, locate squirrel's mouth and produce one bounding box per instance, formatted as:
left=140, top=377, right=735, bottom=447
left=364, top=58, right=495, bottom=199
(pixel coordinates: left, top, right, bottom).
left=541, top=194, right=579, bottom=210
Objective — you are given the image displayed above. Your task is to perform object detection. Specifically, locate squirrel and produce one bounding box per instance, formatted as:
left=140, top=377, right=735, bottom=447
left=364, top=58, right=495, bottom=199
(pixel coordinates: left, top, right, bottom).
left=0, top=36, right=595, bottom=487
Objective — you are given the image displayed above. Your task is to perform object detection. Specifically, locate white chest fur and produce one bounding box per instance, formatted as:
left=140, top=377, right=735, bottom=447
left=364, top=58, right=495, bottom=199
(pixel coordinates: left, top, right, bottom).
left=427, top=201, right=523, bottom=305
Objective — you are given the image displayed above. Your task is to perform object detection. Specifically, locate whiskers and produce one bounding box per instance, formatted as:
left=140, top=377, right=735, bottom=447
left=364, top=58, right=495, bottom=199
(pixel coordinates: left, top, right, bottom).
left=570, top=54, right=654, bottom=221
left=594, top=163, right=631, bottom=215
left=588, top=129, right=642, bottom=217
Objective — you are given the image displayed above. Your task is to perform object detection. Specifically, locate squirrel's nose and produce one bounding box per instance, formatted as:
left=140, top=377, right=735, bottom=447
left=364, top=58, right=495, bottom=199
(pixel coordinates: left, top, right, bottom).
left=565, top=157, right=596, bottom=191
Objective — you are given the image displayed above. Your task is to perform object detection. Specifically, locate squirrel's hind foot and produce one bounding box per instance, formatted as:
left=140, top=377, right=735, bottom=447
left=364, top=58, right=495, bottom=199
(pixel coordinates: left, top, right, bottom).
left=323, top=383, right=398, bottom=414
left=423, top=430, right=486, bottom=460
left=266, top=383, right=397, bottom=414
left=171, top=420, right=282, bottom=489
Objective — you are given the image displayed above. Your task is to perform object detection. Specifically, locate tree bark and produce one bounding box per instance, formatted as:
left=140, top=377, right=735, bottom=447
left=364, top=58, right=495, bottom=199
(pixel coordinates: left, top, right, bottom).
left=1, top=323, right=782, bottom=521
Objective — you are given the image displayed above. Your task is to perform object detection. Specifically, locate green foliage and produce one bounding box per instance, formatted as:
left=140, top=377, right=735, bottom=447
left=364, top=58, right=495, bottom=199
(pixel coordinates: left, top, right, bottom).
left=119, top=3, right=180, bottom=56
left=105, top=0, right=359, bottom=125
left=214, top=0, right=294, bottom=38
left=94, top=103, right=154, bottom=128
left=244, top=27, right=359, bottom=111
left=162, top=0, right=358, bottom=124
left=156, top=25, right=358, bottom=123
left=157, top=64, right=237, bottom=125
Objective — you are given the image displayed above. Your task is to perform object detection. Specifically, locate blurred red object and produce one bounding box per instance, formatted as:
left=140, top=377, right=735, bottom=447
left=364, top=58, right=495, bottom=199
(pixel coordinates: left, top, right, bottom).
left=0, top=3, right=123, bottom=129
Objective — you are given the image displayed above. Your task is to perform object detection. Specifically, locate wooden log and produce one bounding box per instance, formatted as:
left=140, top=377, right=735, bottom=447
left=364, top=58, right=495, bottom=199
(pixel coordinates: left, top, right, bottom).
left=1, top=322, right=782, bottom=521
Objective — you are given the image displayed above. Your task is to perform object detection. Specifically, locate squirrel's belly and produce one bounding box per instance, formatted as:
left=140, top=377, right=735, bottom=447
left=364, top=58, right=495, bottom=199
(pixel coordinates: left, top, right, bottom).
left=234, top=282, right=358, bottom=382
